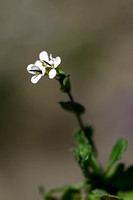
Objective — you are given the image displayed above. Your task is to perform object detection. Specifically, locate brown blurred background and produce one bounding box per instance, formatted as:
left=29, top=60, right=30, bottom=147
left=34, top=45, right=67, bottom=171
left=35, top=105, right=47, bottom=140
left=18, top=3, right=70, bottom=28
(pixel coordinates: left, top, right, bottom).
left=0, top=0, right=133, bottom=199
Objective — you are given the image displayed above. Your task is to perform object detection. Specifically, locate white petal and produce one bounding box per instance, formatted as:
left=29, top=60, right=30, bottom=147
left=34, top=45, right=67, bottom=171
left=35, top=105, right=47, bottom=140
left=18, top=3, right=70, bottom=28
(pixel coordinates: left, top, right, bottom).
left=41, top=67, right=46, bottom=75
left=49, top=60, right=54, bottom=65
left=39, top=51, right=49, bottom=62
left=54, top=57, right=61, bottom=68
left=35, top=60, right=46, bottom=75
left=27, top=64, right=39, bottom=74
left=31, top=74, right=42, bottom=84
left=49, top=69, right=56, bottom=79
left=35, top=60, right=43, bottom=69
left=50, top=54, right=53, bottom=60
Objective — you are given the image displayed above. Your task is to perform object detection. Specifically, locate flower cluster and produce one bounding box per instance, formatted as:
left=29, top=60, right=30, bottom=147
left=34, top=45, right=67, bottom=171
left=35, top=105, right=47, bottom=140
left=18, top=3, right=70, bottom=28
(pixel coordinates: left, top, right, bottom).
left=27, top=51, right=61, bottom=84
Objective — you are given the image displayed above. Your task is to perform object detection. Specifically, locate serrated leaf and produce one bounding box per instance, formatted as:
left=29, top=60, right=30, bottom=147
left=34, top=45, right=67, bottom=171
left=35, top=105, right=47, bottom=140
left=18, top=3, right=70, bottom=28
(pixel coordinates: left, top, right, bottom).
left=59, top=101, right=85, bottom=115
left=105, top=138, right=127, bottom=174
left=101, top=194, right=122, bottom=200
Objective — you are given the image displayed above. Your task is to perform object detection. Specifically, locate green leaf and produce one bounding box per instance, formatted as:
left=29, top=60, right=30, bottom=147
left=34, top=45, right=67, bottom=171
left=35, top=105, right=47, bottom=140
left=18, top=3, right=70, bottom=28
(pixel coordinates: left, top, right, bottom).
left=107, top=163, right=124, bottom=178
left=56, top=67, right=66, bottom=83
left=118, top=191, right=133, bottom=200
left=88, top=193, right=100, bottom=200
left=92, top=189, right=108, bottom=196
left=75, top=129, right=92, bottom=164
left=48, top=184, right=82, bottom=194
left=57, top=67, right=65, bottom=75
left=60, top=76, right=71, bottom=93
left=39, top=186, right=58, bottom=200
left=83, top=126, right=93, bottom=143
left=101, top=194, right=122, bottom=200
left=88, top=190, right=107, bottom=200
left=59, top=101, right=85, bottom=115
left=45, top=196, right=58, bottom=200
left=106, top=165, right=133, bottom=190
left=75, top=128, right=89, bottom=146
left=75, top=129, right=101, bottom=177
left=61, top=189, right=79, bottom=200
left=105, top=138, right=127, bottom=174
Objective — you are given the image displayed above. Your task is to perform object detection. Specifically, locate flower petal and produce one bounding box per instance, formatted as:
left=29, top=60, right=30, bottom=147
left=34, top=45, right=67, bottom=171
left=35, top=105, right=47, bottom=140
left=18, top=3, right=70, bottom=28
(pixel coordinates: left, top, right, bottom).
left=50, top=54, right=53, bottom=60
left=41, top=67, right=46, bottom=75
left=35, top=60, right=43, bottom=69
left=54, top=57, right=61, bottom=68
left=49, top=69, right=56, bottom=79
left=27, top=64, right=39, bottom=74
left=39, top=51, right=49, bottom=62
left=35, top=60, right=46, bottom=75
left=49, top=59, right=54, bottom=65
left=31, top=74, right=42, bottom=84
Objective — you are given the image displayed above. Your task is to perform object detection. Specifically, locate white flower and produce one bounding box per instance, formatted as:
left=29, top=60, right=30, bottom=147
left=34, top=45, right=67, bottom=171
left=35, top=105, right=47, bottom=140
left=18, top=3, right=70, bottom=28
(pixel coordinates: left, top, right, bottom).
left=27, top=51, right=61, bottom=83
left=27, top=60, right=45, bottom=84
left=39, top=51, right=61, bottom=79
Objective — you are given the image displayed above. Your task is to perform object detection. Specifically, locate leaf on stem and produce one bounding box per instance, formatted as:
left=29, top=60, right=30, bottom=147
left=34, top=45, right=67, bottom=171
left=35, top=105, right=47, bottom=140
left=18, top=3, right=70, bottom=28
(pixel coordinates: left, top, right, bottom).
left=60, top=76, right=71, bottom=93
left=61, top=189, right=80, bottom=200
left=118, top=190, right=133, bottom=200
left=74, top=129, right=101, bottom=178
left=59, top=101, right=85, bottom=115
left=39, top=186, right=58, bottom=200
left=105, top=138, right=127, bottom=174
left=57, top=68, right=71, bottom=93
left=106, top=164, right=133, bottom=190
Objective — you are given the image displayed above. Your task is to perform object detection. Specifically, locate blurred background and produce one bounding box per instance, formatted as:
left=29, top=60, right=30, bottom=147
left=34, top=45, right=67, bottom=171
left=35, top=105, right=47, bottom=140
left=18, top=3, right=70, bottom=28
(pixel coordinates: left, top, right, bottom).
left=0, top=0, right=133, bottom=199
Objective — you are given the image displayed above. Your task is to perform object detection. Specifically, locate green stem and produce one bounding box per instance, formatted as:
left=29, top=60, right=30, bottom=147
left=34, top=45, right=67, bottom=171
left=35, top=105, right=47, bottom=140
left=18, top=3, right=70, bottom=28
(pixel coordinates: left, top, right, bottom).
left=68, top=92, right=84, bottom=130
left=67, top=93, right=102, bottom=176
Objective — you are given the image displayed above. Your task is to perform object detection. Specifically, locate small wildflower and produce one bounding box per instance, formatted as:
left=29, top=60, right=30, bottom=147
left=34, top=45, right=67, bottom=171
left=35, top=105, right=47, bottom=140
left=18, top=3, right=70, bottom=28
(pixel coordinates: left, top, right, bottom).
left=27, top=51, right=61, bottom=83
left=39, top=51, right=61, bottom=79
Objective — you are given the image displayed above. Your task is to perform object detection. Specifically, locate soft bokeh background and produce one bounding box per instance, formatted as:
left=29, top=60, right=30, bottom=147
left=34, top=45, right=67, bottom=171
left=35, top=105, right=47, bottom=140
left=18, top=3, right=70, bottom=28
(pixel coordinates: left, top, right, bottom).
left=0, top=0, right=133, bottom=199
